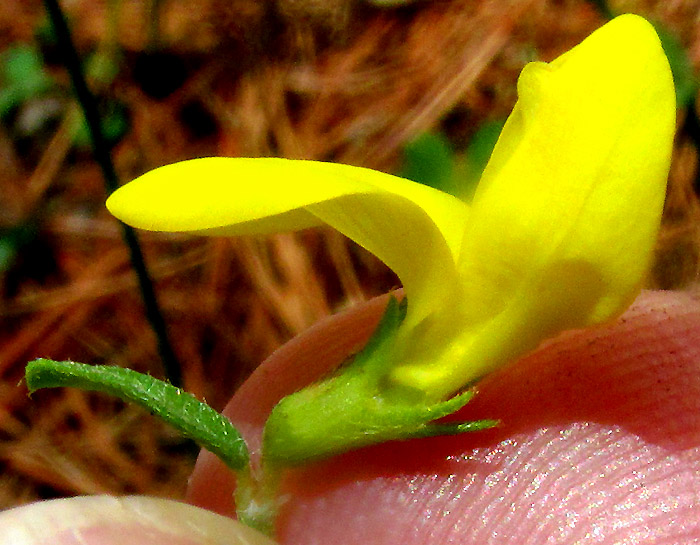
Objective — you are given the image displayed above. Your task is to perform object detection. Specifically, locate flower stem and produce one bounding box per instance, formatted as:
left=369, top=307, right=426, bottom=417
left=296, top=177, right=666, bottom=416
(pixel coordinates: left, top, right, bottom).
left=234, top=463, right=283, bottom=537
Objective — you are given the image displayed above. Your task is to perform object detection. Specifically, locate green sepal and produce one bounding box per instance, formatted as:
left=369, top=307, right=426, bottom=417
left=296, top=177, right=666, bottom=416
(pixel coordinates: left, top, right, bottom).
left=407, top=419, right=500, bottom=439
left=262, top=297, right=496, bottom=466
left=25, top=359, right=249, bottom=471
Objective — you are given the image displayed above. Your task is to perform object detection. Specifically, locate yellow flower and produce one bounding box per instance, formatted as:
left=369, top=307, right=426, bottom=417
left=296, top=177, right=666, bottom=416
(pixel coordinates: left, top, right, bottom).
left=108, top=14, right=674, bottom=450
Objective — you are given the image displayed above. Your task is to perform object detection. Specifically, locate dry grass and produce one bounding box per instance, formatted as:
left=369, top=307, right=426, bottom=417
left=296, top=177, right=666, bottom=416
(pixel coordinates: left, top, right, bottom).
left=0, top=0, right=699, bottom=509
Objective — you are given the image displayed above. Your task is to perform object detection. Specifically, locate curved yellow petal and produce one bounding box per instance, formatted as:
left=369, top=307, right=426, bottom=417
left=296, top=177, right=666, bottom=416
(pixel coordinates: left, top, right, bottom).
left=391, top=14, right=676, bottom=397
left=463, top=13, right=674, bottom=323
left=107, top=158, right=469, bottom=325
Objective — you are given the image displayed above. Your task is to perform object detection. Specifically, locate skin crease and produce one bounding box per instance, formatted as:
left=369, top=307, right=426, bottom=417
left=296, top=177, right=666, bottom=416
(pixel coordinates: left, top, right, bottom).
left=187, top=289, right=700, bottom=544
left=3, top=289, right=700, bottom=544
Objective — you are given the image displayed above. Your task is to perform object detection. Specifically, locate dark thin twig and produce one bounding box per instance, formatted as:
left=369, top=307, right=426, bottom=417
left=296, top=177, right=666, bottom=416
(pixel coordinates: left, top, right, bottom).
left=42, top=0, right=183, bottom=387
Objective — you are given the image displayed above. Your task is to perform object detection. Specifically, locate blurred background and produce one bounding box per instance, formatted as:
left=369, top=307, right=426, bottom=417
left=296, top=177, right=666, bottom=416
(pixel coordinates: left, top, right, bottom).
left=0, top=0, right=698, bottom=509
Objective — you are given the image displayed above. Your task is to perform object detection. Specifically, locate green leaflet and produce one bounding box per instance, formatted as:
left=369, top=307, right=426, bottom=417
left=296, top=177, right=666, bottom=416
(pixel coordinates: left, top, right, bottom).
left=25, top=359, right=248, bottom=471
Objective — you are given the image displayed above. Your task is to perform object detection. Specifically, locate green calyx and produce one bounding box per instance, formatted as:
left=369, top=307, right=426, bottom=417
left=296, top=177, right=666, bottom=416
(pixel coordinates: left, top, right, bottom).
left=262, top=297, right=498, bottom=466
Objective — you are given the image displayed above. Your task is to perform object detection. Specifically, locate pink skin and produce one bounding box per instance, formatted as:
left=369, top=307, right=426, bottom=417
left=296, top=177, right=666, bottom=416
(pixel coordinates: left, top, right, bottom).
left=187, top=289, right=700, bottom=544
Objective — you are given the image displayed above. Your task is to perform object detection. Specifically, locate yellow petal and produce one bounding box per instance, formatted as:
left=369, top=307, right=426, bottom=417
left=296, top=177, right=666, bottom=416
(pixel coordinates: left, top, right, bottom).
left=107, top=158, right=469, bottom=326
left=464, top=13, right=674, bottom=323
left=391, top=14, right=676, bottom=397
